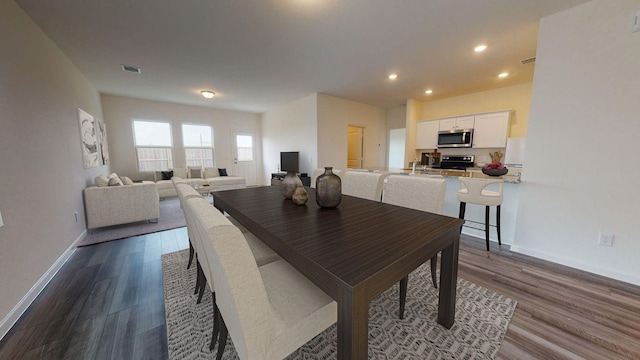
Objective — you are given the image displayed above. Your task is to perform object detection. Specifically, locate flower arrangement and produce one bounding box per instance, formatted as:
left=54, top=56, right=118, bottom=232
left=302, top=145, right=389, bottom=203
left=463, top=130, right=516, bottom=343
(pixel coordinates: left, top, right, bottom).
left=482, top=151, right=508, bottom=176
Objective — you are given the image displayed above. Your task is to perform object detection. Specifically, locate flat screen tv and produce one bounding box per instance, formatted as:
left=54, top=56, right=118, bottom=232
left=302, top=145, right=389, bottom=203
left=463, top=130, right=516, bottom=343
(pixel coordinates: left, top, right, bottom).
left=280, top=151, right=299, bottom=173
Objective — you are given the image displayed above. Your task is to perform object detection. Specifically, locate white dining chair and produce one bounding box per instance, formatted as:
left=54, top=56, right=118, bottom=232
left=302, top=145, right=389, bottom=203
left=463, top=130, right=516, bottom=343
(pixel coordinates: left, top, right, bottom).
left=310, top=167, right=342, bottom=188
left=192, top=207, right=337, bottom=359
left=341, top=170, right=386, bottom=201
left=175, top=183, right=202, bottom=270
left=382, top=174, right=447, bottom=319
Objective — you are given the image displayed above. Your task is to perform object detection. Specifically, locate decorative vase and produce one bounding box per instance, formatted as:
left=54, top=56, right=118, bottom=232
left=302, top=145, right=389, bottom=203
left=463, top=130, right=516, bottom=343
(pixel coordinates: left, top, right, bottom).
left=292, top=185, right=309, bottom=205
left=280, top=171, right=302, bottom=199
left=315, top=167, right=341, bottom=208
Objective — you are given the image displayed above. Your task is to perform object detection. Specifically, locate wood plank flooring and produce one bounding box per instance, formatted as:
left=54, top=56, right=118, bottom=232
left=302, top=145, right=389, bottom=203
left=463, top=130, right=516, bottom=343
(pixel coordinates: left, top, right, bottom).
left=1, top=228, right=639, bottom=359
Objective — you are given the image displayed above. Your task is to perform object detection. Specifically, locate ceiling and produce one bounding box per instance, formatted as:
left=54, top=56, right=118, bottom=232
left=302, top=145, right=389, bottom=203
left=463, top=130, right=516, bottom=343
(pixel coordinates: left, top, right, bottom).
left=16, top=0, right=589, bottom=113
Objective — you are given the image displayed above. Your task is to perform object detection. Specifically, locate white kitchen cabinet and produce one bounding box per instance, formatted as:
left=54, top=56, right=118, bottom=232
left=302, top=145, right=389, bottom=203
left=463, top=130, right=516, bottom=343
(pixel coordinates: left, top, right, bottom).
left=439, top=115, right=475, bottom=131
left=415, top=120, right=439, bottom=149
left=472, top=111, right=510, bottom=148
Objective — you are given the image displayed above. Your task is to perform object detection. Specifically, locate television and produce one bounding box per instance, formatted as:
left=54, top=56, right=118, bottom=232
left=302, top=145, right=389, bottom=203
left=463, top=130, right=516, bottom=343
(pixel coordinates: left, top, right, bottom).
left=280, top=151, right=299, bottom=173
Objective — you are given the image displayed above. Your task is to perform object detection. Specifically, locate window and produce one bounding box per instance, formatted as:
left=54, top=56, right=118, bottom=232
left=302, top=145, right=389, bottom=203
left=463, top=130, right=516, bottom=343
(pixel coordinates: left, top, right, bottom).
left=183, top=124, right=214, bottom=167
left=235, top=134, right=253, bottom=161
left=133, top=120, right=173, bottom=171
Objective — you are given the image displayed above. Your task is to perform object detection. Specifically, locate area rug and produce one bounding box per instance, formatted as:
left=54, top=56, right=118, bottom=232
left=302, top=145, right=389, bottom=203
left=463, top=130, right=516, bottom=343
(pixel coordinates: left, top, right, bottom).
left=162, top=250, right=517, bottom=359
left=78, top=197, right=191, bottom=247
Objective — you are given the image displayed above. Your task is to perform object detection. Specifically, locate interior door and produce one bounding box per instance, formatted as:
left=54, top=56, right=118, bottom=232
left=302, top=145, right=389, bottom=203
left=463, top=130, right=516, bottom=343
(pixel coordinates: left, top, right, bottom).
left=347, top=126, right=364, bottom=168
left=232, top=131, right=257, bottom=186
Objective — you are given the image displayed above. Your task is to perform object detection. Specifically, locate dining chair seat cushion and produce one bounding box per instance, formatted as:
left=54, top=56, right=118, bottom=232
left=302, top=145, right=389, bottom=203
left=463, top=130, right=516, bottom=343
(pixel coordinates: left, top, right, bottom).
left=244, top=232, right=280, bottom=267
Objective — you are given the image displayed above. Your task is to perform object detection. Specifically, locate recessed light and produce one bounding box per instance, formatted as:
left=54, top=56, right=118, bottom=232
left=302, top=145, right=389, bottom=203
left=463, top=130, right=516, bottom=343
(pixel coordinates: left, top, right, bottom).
left=425, top=89, right=433, bottom=95
left=388, top=74, right=398, bottom=80
left=498, top=72, right=509, bottom=78
left=201, top=91, right=215, bottom=99
left=474, top=45, right=487, bottom=53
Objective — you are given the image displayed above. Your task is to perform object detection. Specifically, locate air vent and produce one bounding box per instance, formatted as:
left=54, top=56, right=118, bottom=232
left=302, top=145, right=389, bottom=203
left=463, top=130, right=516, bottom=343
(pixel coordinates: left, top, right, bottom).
left=520, top=57, right=536, bottom=65
left=121, top=64, right=141, bottom=74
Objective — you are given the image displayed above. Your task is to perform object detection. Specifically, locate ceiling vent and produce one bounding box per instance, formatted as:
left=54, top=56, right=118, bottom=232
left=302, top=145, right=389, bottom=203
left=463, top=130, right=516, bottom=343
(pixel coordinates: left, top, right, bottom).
left=520, top=57, right=536, bottom=65
left=121, top=64, right=141, bottom=74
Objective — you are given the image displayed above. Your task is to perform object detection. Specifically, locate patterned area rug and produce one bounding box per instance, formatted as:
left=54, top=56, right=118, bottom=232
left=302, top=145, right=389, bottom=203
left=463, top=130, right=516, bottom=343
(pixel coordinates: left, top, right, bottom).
left=78, top=197, right=192, bottom=247
left=162, top=250, right=516, bottom=359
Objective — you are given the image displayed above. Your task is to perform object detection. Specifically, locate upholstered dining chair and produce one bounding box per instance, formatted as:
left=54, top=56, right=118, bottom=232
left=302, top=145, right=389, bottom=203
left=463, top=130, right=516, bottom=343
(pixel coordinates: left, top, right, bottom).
left=192, top=206, right=337, bottom=359
left=457, top=177, right=504, bottom=257
left=175, top=183, right=202, bottom=270
left=381, top=174, right=447, bottom=319
left=341, top=170, right=386, bottom=201
left=185, top=197, right=280, bottom=302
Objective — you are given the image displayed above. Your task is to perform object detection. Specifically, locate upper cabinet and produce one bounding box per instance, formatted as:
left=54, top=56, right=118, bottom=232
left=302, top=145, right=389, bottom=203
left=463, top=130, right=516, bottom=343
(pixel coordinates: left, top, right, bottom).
left=415, top=120, right=439, bottom=149
left=439, top=116, right=475, bottom=131
left=472, top=111, right=511, bottom=148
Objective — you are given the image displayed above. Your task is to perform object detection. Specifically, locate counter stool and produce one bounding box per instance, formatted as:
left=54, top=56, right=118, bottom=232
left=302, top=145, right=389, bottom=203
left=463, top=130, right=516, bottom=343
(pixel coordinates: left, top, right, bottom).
left=457, top=177, right=504, bottom=257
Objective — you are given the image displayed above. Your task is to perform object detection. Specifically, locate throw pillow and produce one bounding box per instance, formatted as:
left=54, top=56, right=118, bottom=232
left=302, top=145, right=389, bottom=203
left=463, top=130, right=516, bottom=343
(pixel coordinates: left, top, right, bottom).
left=95, top=175, right=109, bottom=187
left=108, top=172, right=119, bottom=180
left=108, top=177, right=123, bottom=186
left=218, top=168, right=228, bottom=176
left=121, top=176, right=134, bottom=185
left=161, top=170, right=173, bottom=180
left=189, top=168, right=202, bottom=179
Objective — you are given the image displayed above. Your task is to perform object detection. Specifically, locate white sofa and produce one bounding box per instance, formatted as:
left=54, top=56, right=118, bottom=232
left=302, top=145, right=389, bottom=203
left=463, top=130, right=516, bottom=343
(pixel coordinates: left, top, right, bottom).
left=84, top=181, right=160, bottom=230
left=155, top=167, right=246, bottom=198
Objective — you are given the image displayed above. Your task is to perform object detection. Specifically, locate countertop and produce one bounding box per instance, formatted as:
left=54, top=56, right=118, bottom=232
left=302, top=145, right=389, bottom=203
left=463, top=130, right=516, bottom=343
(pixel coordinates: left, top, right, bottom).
left=402, top=167, right=521, bottom=183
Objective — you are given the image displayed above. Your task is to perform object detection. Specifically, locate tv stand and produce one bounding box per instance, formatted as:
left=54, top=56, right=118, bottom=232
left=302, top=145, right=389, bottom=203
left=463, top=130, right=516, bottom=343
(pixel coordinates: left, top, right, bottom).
left=271, top=173, right=310, bottom=187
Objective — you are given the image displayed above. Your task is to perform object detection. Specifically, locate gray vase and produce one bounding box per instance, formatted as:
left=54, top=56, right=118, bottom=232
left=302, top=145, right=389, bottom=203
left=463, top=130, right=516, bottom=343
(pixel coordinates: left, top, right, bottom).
left=280, top=171, right=302, bottom=199
left=292, top=185, right=309, bottom=205
left=315, top=167, right=341, bottom=208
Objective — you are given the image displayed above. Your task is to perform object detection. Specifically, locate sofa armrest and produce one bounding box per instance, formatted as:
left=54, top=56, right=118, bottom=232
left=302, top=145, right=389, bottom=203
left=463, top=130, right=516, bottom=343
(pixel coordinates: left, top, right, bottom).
left=84, top=183, right=160, bottom=229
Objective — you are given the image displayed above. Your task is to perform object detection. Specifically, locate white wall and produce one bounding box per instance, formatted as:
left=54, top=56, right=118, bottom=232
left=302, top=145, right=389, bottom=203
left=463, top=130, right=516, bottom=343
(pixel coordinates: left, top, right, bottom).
left=514, top=0, right=640, bottom=285
left=101, top=94, right=261, bottom=181
left=0, top=0, right=104, bottom=334
left=261, top=94, right=318, bottom=185
left=317, top=94, right=387, bottom=170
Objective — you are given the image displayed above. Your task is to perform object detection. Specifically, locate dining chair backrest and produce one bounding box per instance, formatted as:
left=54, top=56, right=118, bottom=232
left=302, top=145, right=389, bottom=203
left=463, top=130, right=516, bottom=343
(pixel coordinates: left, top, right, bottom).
left=192, top=208, right=274, bottom=359
left=172, top=176, right=188, bottom=186
left=311, top=168, right=342, bottom=188
left=341, top=170, right=386, bottom=201
left=382, top=174, right=447, bottom=214
left=184, top=197, right=233, bottom=287
left=175, top=183, right=203, bottom=245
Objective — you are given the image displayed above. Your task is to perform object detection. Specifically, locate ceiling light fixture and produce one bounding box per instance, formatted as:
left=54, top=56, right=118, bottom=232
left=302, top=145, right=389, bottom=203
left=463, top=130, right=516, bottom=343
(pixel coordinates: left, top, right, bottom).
left=425, top=89, right=433, bottom=95
left=201, top=91, right=215, bottom=99
left=474, top=45, right=487, bottom=53
left=498, top=72, right=509, bottom=78
left=388, top=74, right=398, bottom=80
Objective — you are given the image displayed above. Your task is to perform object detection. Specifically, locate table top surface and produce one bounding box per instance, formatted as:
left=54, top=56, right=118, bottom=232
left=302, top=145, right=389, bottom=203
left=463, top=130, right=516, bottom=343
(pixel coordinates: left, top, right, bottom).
left=213, top=186, right=463, bottom=297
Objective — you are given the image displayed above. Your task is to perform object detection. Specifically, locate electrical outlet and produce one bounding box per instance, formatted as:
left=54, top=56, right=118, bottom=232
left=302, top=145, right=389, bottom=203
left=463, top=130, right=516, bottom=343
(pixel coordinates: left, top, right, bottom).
left=74, top=211, right=78, bottom=222
left=598, top=233, right=614, bottom=247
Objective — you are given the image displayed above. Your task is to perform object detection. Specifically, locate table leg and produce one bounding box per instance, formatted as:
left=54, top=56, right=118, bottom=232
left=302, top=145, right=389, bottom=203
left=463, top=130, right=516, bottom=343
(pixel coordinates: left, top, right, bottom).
left=337, top=286, right=368, bottom=360
left=437, top=235, right=460, bottom=328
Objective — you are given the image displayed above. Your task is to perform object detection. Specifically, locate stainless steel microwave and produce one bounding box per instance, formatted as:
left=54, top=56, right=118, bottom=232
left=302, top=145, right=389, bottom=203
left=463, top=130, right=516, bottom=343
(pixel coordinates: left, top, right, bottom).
left=437, top=129, right=473, bottom=148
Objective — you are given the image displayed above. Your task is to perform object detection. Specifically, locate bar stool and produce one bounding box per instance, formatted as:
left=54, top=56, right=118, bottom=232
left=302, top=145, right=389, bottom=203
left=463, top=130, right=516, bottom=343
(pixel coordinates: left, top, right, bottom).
left=457, top=177, right=504, bottom=257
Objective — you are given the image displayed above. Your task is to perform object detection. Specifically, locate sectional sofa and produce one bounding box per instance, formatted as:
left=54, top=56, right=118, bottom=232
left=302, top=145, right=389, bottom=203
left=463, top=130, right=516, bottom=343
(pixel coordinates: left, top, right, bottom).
left=155, top=167, right=246, bottom=198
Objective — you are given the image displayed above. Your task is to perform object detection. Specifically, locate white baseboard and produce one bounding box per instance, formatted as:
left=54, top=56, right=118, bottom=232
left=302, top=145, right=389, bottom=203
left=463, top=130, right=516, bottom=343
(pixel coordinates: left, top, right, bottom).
left=0, top=230, right=86, bottom=340
left=510, top=244, right=640, bottom=287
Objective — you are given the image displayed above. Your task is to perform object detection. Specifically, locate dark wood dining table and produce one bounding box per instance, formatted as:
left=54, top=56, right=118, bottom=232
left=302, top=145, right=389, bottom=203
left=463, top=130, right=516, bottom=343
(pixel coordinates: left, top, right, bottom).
left=212, top=185, right=464, bottom=360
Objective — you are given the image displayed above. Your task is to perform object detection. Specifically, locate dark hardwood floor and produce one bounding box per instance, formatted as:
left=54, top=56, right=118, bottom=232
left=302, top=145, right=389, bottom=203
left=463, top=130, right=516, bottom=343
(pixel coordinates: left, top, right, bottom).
left=1, top=228, right=639, bottom=359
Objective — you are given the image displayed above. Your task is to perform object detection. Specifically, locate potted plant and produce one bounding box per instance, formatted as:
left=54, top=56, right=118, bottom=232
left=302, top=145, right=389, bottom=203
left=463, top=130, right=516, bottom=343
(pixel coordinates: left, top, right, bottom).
left=482, top=151, right=508, bottom=176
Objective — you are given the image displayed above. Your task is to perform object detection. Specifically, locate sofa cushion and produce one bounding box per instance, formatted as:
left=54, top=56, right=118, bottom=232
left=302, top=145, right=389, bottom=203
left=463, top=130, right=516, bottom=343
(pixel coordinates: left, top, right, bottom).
left=172, top=168, right=187, bottom=178
left=95, top=175, right=109, bottom=187
left=121, top=176, right=134, bottom=185
left=204, top=167, right=219, bottom=178
left=218, top=168, right=228, bottom=176
left=108, top=172, right=119, bottom=180
left=188, top=167, right=203, bottom=179
left=209, top=176, right=244, bottom=186
left=108, top=177, right=123, bottom=186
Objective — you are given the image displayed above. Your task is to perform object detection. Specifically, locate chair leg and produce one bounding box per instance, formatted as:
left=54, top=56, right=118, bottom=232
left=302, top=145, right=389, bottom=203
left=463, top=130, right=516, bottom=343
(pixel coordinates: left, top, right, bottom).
left=398, top=276, right=408, bottom=319
left=194, top=260, right=202, bottom=295
left=430, top=255, right=438, bottom=289
left=197, top=272, right=206, bottom=304
left=216, top=315, right=228, bottom=360
left=458, top=202, right=466, bottom=221
left=187, top=241, right=194, bottom=269
left=496, top=205, right=502, bottom=250
left=210, top=293, right=219, bottom=350
left=485, top=206, right=490, bottom=257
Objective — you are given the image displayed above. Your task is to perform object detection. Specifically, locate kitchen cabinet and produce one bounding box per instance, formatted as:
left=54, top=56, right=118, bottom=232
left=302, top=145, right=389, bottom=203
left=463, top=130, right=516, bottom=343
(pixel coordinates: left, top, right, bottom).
left=472, top=111, right=510, bottom=148
left=439, top=115, right=475, bottom=131
left=415, top=120, right=439, bottom=149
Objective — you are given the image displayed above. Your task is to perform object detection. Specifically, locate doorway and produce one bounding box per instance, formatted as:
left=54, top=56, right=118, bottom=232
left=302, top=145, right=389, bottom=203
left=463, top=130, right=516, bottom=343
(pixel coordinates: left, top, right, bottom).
left=232, top=131, right=257, bottom=186
left=347, top=126, right=364, bottom=169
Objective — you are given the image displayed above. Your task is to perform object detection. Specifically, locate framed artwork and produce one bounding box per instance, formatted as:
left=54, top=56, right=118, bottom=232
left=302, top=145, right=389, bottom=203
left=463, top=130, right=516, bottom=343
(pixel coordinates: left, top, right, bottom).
left=96, top=118, right=110, bottom=165
left=78, top=108, right=99, bottom=168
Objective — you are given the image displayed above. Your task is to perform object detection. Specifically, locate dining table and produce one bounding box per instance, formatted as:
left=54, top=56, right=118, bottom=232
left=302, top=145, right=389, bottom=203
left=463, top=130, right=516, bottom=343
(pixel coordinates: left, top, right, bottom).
left=212, top=185, right=464, bottom=360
